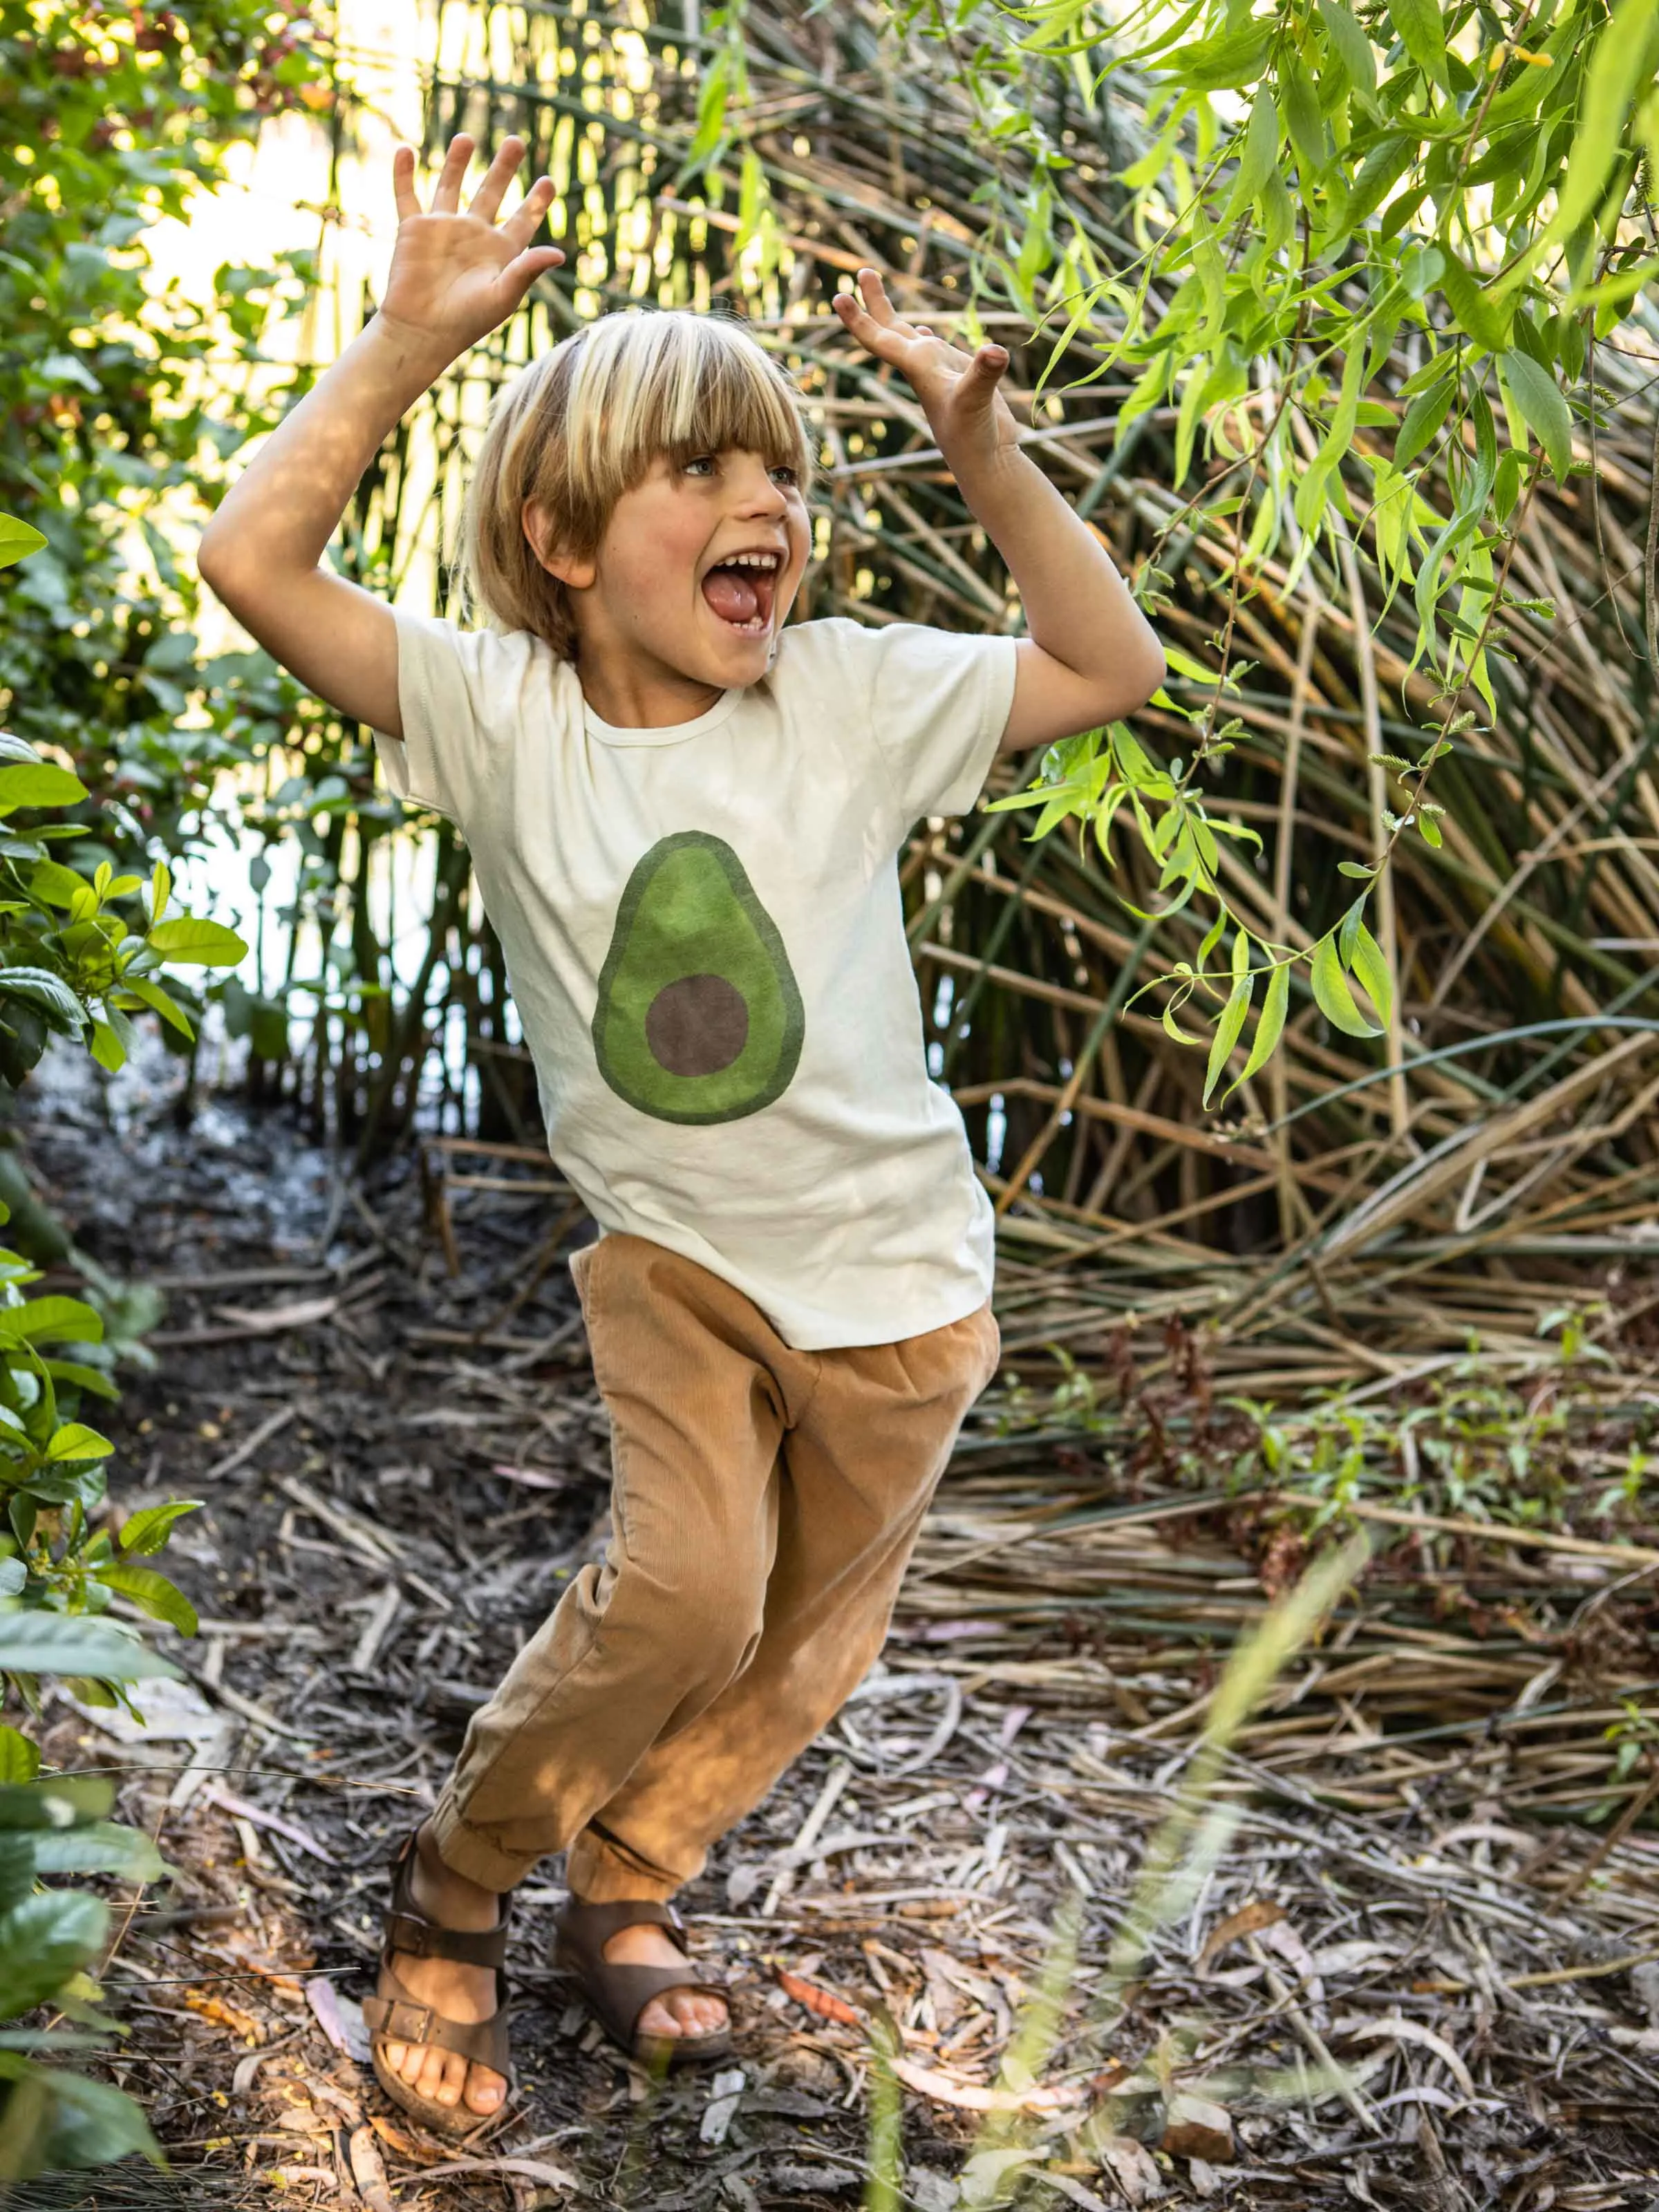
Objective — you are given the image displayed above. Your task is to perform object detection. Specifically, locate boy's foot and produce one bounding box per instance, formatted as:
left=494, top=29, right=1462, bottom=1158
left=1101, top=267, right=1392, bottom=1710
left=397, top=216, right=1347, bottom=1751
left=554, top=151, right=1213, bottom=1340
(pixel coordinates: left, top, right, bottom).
left=377, top=1824, right=509, bottom=2119
left=553, top=1896, right=732, bottom=2062
left=600, top=1920, right=729, bottom=2041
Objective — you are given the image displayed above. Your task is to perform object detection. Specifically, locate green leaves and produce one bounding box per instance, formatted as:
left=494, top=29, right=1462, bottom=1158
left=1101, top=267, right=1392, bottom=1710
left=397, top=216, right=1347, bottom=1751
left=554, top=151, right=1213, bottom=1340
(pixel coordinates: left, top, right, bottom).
left=1318, top=0, right=1376, bottom=100
left=1348, top=918, right=1396, bottom=1024
left=1384, top=0, right=1448, bottom=88
left=0, top=516, right=47, bottom=572
left=89, top=1562, right=197, bottom=1637
left=1226, top=89, right=1281, bottom=218
left=1534, top=0, right=1659, bottom=259
left=142, top=917, right=248, bottom=967
left=1203, top=931, right=1256, bottom=1105
left=0, top=968, right=87, bottom=1036
left=1235, top=960, right=1291, bottom=1097
left=1501, top=350, right=1574, bottom=480
left=0, top=763, right=87, bottom=812
left=1438, top=250, right=1512, bottom=357
left=0, top=1297, right=102, bottom=1348
left=1395, top=361, right=1457, bottom=469
left=43, top=1424, right=113, bottom=1464
left=1311, top=930, right=1378, bottom=1037
left=0, top=1613, right=175, bottom=1681
left=0, top=1891, right=109, bottom=2020
left=25, top=2065, right=165, bottom=2172
left=116, top=1499, right=203, bottom=1557
left=30, top=1821, right=167, bottom=1883
left=1163, top=21, right=1271, bottom=88
left=1308, top=904, right=1394, bottom=1040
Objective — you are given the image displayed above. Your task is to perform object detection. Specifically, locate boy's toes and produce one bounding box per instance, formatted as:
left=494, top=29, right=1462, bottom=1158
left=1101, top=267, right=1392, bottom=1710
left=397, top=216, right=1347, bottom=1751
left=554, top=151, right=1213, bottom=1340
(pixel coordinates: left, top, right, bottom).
left=466, top=2065, right=505, bottom=2115
left=416, top=2045, right=455, bottom=2103
left=659, top=1987, right=728, bottom=2038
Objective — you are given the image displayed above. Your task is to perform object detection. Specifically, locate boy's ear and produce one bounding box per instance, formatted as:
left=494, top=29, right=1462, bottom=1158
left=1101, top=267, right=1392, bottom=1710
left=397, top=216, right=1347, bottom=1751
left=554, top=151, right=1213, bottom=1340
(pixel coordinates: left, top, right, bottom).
left=523, top=499, right=594, bottom=590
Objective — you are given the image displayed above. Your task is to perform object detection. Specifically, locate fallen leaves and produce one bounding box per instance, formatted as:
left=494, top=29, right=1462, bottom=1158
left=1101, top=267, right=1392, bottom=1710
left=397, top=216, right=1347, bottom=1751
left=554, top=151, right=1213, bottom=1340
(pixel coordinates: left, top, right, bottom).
left=1342, top=2012, right=1478, bottom=2099
left=774, top=1964, right=863, bottom=2026
left=1159, top=2090, right=1234, bottom=2162
left=349, top=2122, right=397, bottom=2212
left=1195, top=1897, right=1285, bottom=1972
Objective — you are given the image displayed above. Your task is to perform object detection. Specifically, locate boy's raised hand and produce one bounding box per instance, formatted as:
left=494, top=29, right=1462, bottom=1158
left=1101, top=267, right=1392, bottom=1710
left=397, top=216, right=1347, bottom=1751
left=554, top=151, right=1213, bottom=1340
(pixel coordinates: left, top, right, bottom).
left=833, top=268, right=1021, bottom=467
left=381, top=133, right=563, bottom=363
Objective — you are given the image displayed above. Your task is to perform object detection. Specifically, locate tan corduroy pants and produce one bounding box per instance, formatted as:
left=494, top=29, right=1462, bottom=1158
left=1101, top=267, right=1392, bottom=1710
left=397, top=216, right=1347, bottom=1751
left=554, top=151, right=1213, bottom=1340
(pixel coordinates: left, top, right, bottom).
left=427, top=1230, right=999, bottom=1901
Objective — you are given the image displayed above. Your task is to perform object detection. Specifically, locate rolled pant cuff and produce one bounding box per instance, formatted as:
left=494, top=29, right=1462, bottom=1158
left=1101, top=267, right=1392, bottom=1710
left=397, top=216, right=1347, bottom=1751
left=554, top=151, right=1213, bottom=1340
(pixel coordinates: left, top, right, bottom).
left=426, top=1799, right=542, bottom=1895
left=566, top=1826, right=680, bottom=1904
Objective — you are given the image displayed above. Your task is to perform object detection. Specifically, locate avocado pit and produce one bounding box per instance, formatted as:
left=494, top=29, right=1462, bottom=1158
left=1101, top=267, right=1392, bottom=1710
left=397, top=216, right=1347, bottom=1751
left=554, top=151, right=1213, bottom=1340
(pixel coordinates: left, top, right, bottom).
left=645, top=971, right=750, bottom=1077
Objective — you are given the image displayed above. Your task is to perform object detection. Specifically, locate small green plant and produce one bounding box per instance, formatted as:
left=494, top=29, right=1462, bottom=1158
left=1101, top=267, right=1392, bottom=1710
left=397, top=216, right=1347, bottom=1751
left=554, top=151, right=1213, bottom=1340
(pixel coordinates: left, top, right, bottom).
left=0, top=511, right=245, bottom=2177
left=856, top=1539, right=1371, bottom=2203
left=1592, top=1698, right=1659, bottom=1828
left=1593, top=1445, right=1649, bottom=1525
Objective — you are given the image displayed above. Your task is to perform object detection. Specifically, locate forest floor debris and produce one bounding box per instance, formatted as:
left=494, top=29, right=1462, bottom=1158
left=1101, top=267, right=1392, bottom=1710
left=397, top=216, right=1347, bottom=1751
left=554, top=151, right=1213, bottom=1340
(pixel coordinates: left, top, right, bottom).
left=13, top=1051, right=1659, bottom=2209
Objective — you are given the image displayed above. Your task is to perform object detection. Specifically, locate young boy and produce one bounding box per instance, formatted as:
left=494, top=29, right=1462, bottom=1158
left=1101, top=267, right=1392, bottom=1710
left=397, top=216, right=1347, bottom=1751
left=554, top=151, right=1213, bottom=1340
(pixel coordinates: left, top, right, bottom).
left=199, top=131, right=1163, bottom=2133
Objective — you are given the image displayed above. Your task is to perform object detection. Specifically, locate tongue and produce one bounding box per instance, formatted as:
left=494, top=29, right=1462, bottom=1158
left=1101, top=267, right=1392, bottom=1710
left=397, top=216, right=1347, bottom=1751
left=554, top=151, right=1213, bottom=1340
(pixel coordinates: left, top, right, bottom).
left=702, top=567, right=762, bottom=624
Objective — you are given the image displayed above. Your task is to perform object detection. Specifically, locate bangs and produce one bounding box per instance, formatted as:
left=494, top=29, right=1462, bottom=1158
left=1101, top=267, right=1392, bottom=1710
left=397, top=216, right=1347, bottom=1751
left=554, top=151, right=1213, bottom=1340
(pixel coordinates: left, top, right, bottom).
left=563, top=311, right=814, bottom=510
left=461, top=307, right=814, bottom=662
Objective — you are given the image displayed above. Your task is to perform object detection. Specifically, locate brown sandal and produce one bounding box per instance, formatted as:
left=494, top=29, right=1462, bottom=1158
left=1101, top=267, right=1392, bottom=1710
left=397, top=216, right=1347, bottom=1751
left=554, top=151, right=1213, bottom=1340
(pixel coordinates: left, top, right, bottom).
left=363, top=1830, right=515, bottom=2138
left=552, top=1897, right=732, bottom=2069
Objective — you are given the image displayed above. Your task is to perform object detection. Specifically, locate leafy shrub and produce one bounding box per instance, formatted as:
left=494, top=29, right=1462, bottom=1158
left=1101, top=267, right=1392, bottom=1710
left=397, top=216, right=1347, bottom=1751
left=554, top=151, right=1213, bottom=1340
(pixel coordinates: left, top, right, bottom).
left=0, top=514, right=248, bottom=2181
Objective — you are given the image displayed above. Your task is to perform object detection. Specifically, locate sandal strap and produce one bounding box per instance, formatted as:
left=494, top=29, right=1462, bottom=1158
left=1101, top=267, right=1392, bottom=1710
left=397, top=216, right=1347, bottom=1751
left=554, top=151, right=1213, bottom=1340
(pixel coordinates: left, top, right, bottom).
left=382, top=1828, right=513, bottom=1967
left=368, top=1828, right=514, bottom=2076
left=382, top=1909, right=509, bottom=1971
left=552, top=1897, right=727, bottom=2052
left=364, top=1969, right=511, bottom=2074
left=555, top=1897, right=686, bottom=1951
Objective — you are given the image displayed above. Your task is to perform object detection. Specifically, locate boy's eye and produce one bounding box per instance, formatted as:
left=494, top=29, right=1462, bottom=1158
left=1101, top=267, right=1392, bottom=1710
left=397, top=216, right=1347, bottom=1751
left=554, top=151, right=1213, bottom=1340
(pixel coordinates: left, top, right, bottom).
left=769, top=465, right=798, bottom=487
left=684, top=455, right=716, bottom=478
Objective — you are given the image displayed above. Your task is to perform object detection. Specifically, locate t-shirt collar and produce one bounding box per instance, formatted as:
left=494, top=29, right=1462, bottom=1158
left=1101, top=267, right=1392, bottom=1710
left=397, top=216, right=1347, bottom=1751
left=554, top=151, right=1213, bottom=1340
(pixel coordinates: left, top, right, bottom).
left=581, top=683, right=744, bottom=749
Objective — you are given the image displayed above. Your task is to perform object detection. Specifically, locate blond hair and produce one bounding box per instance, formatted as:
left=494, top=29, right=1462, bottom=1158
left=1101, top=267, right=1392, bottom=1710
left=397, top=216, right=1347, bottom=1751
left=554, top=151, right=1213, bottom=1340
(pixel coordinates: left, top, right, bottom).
left=460, top=309, right=814, bottom=660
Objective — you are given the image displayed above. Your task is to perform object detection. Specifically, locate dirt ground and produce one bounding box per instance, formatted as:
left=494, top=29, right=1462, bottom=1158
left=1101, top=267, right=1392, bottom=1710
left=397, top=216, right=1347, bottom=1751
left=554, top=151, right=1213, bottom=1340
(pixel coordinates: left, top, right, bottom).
left=15, top=1047, right=1659, bottom=2211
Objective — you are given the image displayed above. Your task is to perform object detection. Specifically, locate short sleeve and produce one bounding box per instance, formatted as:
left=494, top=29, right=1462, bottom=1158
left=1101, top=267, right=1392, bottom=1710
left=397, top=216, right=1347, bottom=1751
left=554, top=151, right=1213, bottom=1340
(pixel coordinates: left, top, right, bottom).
left=856, top=621, right=1018, bottom=824
left=371, top=610, right=549, bottom=825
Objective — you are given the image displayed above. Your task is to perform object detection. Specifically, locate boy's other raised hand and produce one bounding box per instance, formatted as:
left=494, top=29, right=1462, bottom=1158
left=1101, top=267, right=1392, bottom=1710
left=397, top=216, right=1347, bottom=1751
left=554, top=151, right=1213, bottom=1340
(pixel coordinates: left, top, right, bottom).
left=832, top=268, right=1021, bottom=469
left=380, top=133, right=564, bottom=364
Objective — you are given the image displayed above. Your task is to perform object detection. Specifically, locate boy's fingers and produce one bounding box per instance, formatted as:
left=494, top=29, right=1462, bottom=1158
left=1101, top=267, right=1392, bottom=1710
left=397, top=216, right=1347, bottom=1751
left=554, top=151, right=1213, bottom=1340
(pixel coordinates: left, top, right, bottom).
left=503, top=244, right=566, bottom=304
left=500, top=176, right=556, bottom=251
left=854, top=265, right=903, bottom=329
left=467, top=133, right=527, bottom=224
left=391, top=144, right=421, bottom=224
left=832, top=290, right=907, bottom=359
left=430, top=131, right=476, bottom=214
left=953, top=346, right=1009, bottom=415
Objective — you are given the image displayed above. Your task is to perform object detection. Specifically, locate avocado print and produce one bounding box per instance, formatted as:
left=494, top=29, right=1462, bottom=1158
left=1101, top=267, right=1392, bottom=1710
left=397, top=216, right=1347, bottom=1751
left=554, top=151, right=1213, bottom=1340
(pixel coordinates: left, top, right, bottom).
left=592, top=832, right=805, bottom=1125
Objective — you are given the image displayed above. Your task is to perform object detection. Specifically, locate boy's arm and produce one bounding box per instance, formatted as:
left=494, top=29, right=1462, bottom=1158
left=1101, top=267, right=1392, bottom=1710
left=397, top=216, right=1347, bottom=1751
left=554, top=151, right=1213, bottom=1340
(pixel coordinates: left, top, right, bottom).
left=198, top=134, right=561, bottom=742
left=832, top=272, right=1165, bottom=756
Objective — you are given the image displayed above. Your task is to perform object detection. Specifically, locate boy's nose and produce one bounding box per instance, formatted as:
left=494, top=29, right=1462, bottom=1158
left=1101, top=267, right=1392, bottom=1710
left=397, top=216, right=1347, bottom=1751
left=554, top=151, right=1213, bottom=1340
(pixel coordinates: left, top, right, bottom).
left=729, top=453, right=787, bottom=512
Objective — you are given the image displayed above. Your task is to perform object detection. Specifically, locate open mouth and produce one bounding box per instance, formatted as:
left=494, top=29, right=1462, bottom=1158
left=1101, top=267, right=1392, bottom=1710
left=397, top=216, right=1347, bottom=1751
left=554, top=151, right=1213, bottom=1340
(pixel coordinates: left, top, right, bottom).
left=700, top=550, right=781, bottom=637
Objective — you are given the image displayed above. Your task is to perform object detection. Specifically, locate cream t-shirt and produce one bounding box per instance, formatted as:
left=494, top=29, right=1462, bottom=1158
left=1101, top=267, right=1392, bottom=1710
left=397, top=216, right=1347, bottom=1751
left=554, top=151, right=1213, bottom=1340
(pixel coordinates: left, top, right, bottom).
left=374, top=612, right=1018, bottom=1351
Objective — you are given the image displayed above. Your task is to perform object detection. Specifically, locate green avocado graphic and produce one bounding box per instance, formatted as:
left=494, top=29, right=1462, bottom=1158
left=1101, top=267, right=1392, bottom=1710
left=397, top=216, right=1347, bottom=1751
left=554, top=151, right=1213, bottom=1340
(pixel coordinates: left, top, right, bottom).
left=592, top=831, right=805, bottom=1125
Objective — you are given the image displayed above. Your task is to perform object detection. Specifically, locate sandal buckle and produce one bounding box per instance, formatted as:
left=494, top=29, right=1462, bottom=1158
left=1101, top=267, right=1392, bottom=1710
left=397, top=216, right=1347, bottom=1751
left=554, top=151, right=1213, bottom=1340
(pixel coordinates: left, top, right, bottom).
left=385, top=2000, right=434, bottom=2043
left=385, top=1911, right=433, bottom=1957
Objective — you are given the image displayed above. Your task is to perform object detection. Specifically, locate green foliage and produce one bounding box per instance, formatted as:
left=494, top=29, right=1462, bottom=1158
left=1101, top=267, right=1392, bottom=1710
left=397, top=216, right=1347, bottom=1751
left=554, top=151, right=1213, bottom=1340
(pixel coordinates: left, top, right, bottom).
left=0, top=0, right=330, bottom=1023
left=0, top=37, right=330, bottom=2153
left=0, top=512, right=236, bottom=2177
left=906, top=0, right=1659, bottom=1100
left=0, top=1756, right=168, bottom=2180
